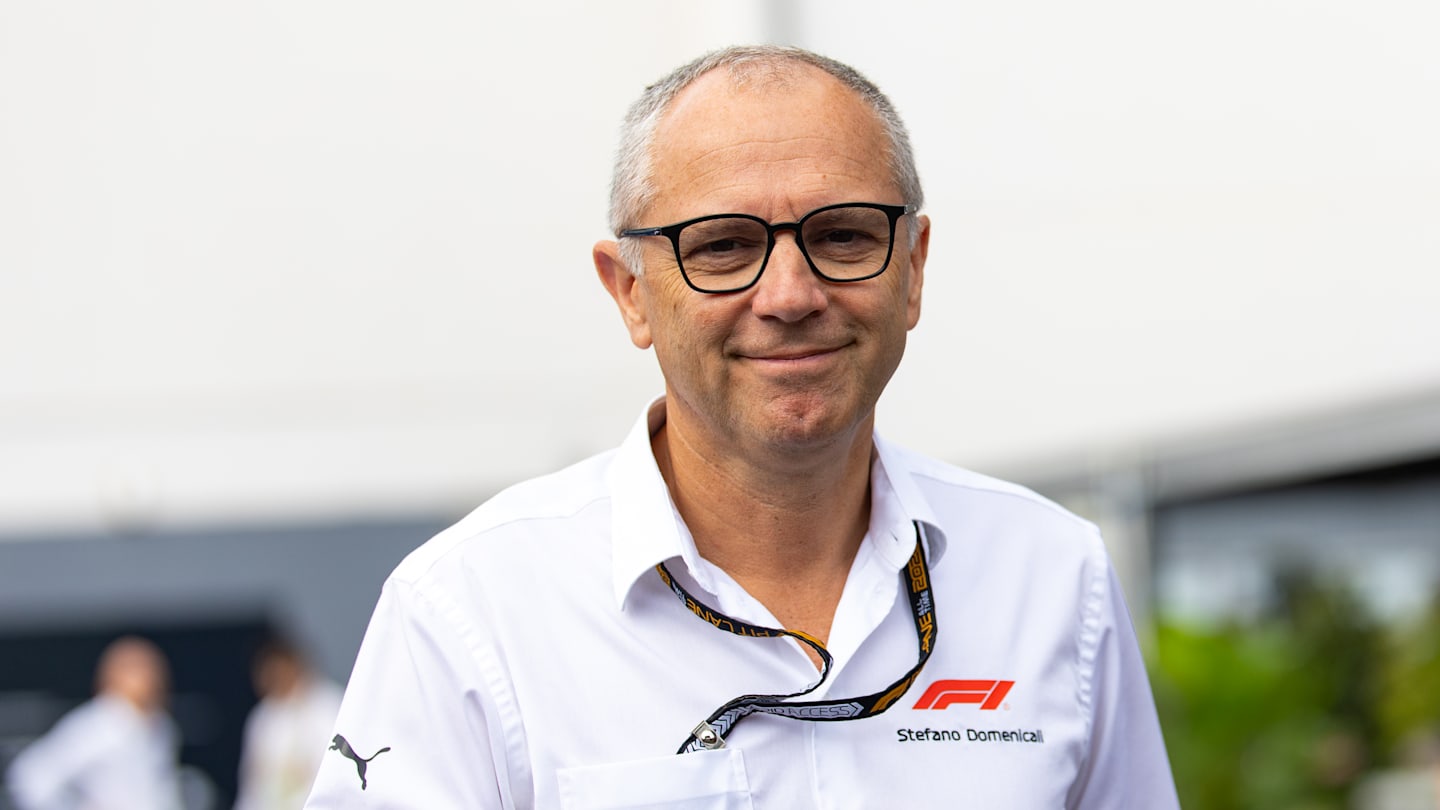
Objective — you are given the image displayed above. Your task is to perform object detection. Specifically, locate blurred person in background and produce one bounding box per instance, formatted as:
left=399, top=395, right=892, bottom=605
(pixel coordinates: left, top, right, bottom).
left=5, top=636, right=182, bottom=810
left=232, top=636, right=341, bottom=810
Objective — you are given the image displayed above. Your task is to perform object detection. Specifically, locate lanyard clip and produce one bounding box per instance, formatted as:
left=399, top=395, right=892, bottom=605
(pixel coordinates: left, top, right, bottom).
left=692, top=721, right=726, bottom=750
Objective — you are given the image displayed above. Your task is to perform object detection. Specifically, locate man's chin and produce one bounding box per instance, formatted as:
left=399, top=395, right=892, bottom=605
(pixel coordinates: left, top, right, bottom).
left=748, top=399, right=870, bottom=455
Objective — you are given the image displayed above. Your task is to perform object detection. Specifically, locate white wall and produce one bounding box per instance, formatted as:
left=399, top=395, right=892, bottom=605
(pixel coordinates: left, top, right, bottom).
left=3, top=1, right=1437, bottom=536
left=862, top=0, right=1440, bottom=466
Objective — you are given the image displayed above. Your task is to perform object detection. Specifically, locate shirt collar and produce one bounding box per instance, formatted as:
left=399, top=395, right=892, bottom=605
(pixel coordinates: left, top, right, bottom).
left=608, top=398, right=949, bottom=610
left=608, top=398, right=696, bottom=610
left=871, top=433, right=950, bottom=569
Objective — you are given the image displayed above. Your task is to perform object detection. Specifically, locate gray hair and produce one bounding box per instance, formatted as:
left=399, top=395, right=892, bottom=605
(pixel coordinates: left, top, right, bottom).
left=609, top=45, right=924, bottom=275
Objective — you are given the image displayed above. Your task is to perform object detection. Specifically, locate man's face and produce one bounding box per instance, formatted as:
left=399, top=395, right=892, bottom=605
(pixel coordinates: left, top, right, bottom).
left=598, top=67, right=929, bottom=459
left=99, top=639, right=170, bottom=713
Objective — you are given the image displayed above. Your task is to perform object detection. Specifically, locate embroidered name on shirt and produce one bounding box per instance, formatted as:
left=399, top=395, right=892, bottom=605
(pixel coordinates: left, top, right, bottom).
left=896, top=727, right=1045, bottom=743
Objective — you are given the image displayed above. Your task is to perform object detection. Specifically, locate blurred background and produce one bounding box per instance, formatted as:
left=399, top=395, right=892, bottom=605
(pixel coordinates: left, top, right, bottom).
left=1, top=1, right=1437, bottom=808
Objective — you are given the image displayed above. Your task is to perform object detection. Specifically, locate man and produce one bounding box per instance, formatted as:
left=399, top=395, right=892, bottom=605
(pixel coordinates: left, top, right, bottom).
left=6, top=636, right=183, bottom=810
left=234, top=636, right=343, bottom=810
left=306, top=45, right=1179, bottom=808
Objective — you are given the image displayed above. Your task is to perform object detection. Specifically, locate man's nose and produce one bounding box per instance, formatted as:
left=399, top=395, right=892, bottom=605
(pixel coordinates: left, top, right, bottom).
left=750, top=231, right=828, bottom=322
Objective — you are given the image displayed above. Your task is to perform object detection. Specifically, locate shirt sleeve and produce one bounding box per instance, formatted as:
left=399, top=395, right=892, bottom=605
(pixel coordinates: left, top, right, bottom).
left=304, top=576, right=518, bottom=809
left=1067, top=555, right=1182, bottom=810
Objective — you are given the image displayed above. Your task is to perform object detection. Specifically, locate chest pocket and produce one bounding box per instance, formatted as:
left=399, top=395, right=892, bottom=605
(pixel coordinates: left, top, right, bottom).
left=556, top=748, right=754, bottom=810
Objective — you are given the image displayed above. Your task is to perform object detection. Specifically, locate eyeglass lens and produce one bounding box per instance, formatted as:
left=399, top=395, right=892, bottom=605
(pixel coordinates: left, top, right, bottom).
left=677, top=205, right=895, bottom=291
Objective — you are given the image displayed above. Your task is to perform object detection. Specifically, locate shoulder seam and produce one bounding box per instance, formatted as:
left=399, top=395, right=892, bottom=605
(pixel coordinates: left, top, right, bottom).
left=397, top=493, right=612, bottom=583
left=910, top=468, right=1098, bottom=531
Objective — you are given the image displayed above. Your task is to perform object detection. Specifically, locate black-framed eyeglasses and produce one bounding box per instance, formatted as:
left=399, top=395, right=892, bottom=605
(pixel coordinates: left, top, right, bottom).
left=619, top=202, right=916, bottom=294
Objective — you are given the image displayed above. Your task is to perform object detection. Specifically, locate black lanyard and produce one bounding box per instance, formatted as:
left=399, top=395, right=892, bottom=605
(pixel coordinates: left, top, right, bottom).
left=655, top=521, right=936, bottom=754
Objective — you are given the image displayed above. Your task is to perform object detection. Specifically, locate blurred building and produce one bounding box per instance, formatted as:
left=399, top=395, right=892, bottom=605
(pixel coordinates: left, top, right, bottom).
left=1026, top=390, right=1440, bottom=632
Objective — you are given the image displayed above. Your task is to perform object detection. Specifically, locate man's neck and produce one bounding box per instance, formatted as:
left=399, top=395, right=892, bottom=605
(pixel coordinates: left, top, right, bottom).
left=651, top=408, right=875, bottom=648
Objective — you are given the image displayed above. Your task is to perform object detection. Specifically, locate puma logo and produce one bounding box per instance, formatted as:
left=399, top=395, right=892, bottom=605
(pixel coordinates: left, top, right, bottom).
left=329, top=733, right=391, bottom=790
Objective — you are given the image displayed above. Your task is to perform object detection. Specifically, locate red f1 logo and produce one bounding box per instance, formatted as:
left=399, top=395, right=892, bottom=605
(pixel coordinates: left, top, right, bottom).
left=913, top=680, right=1014, bottom=710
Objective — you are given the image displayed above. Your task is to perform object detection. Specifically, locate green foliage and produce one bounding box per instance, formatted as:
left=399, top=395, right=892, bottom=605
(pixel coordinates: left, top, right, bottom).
left=1150, top=572, right=1438, bottom=810
left=1375, top=597, right=1440, bottom=759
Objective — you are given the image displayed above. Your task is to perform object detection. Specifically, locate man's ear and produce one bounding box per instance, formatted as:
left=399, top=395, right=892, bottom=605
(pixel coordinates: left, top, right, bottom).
left=594, top=240, right=653, bottom=349
left=904, top=214, right=930, bottom=330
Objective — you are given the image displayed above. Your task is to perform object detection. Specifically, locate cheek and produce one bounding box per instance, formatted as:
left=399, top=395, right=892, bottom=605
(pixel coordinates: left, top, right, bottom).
left=648, top=301, right=740, bottom=380
left=656, top=309, right=724, bottom=363
left=647, top=273, right=695, bottom=322
left=883, top=272, right=920, bottom=330
left=649, top=277, right=733, bottom=340
left=834, top=281, right=910, bottom=332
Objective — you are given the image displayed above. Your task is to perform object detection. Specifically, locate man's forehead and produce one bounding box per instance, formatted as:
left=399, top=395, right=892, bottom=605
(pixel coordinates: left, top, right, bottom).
left=657, top=63, right=863, bottom=136
left=646, top=65, right=888, bottom=190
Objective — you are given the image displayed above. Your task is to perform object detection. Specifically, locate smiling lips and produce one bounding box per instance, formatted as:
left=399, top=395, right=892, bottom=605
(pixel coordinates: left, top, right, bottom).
left=739, top=344, right=848, bottom=364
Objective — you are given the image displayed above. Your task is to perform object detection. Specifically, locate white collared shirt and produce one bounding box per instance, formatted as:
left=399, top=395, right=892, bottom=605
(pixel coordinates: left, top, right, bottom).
left=306, top=400, right=1179, bottom=809
left=6, top=695, right=182, bottom=810
left=235, top=678, right=344, bottom=810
